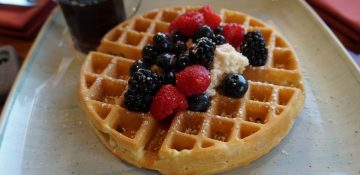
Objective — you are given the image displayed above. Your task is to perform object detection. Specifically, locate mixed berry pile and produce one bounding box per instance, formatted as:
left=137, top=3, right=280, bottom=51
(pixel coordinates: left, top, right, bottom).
left=124, top=6, right=268, bottom=120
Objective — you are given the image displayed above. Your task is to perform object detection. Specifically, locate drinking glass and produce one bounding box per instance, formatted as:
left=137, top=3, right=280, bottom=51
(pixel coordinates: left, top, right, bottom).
left=56, top=0, right=142, bottom=53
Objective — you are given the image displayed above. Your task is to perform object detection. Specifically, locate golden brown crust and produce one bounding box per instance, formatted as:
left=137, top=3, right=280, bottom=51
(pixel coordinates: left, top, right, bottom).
left=78, top=7, right=305, bottom=175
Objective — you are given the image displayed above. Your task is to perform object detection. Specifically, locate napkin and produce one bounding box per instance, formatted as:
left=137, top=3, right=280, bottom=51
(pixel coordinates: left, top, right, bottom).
left=0, top=0, right=56, bottom=38
left=307, top=0, right=360, bottom=53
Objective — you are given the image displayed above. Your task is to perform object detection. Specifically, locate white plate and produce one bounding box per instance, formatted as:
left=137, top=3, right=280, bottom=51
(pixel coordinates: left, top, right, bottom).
left=1, top=0, right=360, bottom=174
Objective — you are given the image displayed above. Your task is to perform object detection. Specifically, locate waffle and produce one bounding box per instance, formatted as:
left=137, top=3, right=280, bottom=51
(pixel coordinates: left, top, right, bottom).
left=79, top=6, right=305, bottom=175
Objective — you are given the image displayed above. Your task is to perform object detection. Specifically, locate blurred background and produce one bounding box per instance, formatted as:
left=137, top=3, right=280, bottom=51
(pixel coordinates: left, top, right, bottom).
left=0, top=0, right=359, bottom=112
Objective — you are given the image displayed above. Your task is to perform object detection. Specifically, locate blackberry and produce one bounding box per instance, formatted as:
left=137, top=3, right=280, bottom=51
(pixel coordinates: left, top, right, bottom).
left=171, top=30, right=188, bottom=42
left=172, top=40, right=187, bottom=55
left=215, top=34, right=226, bottom=45
left=176, top=52, right=192, bottom=71
left=214, top=25, right=223, bottom=35
left=162, top=71, right=176, bottom=85
left=130, top=60, right=149, bottom=76
left=153, top=32, right=173, bottom=53
left=124, top=69, right=162, bottom=112
left=221, top=73, right=248, bottom=98
left=188, top=93, right=211, bottom=112
left=155, top=53, right=176, bottom=70
left=240, top=31, right=268, bottom=66
left=189, top=37, right=216, bottom=69
left=127, top=69, right=162, bottom=96
left=193, top=25, right=216, bottom=42
left=124, top=92, right=153, bottom=112
left=141, top=45, right=158, bottom=65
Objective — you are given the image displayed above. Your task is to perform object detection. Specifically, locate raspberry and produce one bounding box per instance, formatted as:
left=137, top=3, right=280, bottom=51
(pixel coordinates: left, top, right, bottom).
left=169, top=12, right=205, bottom=37
left=221, top=23, right=245, bottom=48
left=198, top=5, right=221, bottom=30
left=176, top=65, right=211, bottom=96
left=150, top=85, right=188, bottom=120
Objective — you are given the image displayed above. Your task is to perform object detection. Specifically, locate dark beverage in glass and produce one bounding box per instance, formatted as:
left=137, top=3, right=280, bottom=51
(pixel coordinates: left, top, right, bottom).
left=58, top=0, right=126, bottom=53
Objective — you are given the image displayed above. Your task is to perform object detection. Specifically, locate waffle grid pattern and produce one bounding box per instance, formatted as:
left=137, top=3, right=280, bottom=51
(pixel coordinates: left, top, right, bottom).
left=79, top=6, right=305, bottom=174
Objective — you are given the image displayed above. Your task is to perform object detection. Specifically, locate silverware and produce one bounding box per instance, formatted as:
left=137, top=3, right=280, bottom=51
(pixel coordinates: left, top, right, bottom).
left=0, top=0, right=37, bottom=7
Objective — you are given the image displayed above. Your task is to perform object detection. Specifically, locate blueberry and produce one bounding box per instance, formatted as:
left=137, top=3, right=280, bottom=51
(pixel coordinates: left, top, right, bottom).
left=193, top=25, right=216, bottom=42
left=221, top=73, right=248, bottom=98
left=162, top=71, right=176, bottom=85
left=153, top=32, right=173, bottom=53
left=142, top=45, right=158, bottom=65
left=171, top=30, right=188, bottom=42
left=176, top=52, right=192, bottom=71
left=188, top=93, right=211, bottom=112
left=214, top=25, right=223, bottom=35
left=215, top=34, right=226, bottom=45
left=153, top=32, right=170, bottom=44
left=155, top=53, right=176, bottom=70
left=130, top=60, right=149, bottom=76
left=173, top=40, right=186, bottom=55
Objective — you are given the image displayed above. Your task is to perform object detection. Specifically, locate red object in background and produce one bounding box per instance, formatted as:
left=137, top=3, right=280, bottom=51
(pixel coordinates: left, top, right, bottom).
left=307, top=0, right=360, bottom=53
left=0, top=0, right=56, bottom=39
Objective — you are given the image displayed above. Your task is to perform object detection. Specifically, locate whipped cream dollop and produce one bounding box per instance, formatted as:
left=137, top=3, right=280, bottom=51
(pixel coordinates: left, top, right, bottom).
left=206, top=43, right=249, bottom=96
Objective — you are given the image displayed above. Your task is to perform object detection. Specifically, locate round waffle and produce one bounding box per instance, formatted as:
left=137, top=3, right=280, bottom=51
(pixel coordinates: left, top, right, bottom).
left=79, top=6, right=305, bottom=175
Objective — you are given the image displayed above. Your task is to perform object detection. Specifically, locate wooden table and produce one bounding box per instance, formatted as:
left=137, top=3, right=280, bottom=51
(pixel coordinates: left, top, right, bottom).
left=0, top=36, right=34, bottom=113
